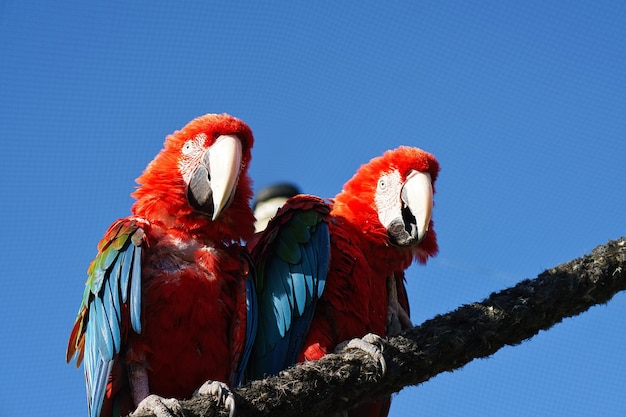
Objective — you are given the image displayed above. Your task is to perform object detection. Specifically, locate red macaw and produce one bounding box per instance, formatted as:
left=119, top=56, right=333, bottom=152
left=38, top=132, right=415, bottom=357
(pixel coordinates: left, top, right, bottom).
left=248, top=146, right=439, bottom=417
left=66, top=113, right=257, bottom=417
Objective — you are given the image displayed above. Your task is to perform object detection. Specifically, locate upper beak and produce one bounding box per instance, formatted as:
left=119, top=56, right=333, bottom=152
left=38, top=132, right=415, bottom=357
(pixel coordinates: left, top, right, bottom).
left=401, top=170, right=433, bottom=243
left=187, top=134, right=243, bottom=220
left=208, top=135, right=243, bottom=220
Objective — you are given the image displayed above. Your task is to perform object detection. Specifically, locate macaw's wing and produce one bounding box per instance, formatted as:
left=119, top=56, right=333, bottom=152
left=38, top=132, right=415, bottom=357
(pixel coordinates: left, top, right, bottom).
left=248, top=195, right=330, bottom=379
left=230, top=251, right=258, bottom=387
left=66, top=218, right=145, bottom=417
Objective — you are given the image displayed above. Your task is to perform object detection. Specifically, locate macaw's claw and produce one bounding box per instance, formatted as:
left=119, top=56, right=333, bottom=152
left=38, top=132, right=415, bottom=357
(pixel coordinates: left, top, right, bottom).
left=131, top=394, right=184, bottom=417
left=194, top=380, right=235, bottom=417
left=335, top=333, right=387, bottom=377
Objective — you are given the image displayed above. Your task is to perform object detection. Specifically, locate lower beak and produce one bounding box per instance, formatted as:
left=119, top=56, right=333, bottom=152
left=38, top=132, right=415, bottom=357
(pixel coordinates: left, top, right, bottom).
left=401, top=170, right=433, bottom=242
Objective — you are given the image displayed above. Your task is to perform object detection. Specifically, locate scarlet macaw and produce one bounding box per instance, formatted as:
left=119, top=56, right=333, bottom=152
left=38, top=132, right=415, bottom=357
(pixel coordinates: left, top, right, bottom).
left=66, top=114, right=257, bottom=417
left=248, top=146, right=439, bottom=417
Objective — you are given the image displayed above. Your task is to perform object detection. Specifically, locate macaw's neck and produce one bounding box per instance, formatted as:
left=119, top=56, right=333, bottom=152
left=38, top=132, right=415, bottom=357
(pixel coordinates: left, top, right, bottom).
left=329, top=212, right=414, bottom=277
left=369, top=242, right=415, bottom=277
left=131, top=193, right=256, bottom=244
left=330, top=196, right=388, bottom=243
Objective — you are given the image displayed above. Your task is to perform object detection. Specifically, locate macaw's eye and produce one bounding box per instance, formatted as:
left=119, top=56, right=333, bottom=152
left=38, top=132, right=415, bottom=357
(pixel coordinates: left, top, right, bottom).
left=182, top=141, right=194, bottom=155
left=378, top=178, right=387, bottom=190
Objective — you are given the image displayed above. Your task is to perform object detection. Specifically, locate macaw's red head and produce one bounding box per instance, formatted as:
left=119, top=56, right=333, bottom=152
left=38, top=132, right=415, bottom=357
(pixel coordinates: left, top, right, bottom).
left=132, top=113, right=255, bottom=242
left=332, top=146, right=439, bottom=263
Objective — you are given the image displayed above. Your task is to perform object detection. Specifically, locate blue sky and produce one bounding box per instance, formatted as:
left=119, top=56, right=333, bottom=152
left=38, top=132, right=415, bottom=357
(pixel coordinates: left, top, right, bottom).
left=1, top=1, right=625, bottom=416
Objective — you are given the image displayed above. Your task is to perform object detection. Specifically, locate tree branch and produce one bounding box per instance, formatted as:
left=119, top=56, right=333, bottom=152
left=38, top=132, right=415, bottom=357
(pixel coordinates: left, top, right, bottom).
left=132, top=236, right=626, bottom=417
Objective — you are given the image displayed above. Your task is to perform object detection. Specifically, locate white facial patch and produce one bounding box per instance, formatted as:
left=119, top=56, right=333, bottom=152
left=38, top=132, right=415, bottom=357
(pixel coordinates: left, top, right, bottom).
left=178, top=134, right=207, bottom=184
left=375, top=170, right=403, bottom=228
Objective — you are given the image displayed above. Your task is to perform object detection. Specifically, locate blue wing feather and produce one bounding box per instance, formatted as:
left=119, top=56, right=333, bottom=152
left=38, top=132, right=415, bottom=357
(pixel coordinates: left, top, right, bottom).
left=248, top=196, right=330, bottom=379
left=67, top=218, right=145, bottom=417
left=91, top=268, right=106, bottom=296
left=289, top=269, right=307, bottom=315
left=109, top=255, right=123, bottom=329
left=298, top=240, right=317, bottom=305
left=119, top=248, right=131, bottom=303
left=104, top=276, right=121, bottom=352
left=92, top=297, right=114, bottom=361
left=266, top=260, right=287, bottom=337
left=231, top=265, right=258, bottom=387
left=130, top=244, right=142, bottom=333
left=279, top=261, right=296, bottom=322
left=313, top=222, right=330, bottom=297
left=276, top=263, right=294, bottom=336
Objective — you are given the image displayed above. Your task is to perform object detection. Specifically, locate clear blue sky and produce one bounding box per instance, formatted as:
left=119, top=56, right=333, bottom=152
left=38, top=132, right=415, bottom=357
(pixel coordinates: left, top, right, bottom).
left=1, top=1, right=625, bottom=416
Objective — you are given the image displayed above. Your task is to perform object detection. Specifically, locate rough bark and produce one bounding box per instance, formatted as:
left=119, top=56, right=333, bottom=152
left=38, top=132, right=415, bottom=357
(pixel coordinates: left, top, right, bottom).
left=132, top=236, right=626, bottom=417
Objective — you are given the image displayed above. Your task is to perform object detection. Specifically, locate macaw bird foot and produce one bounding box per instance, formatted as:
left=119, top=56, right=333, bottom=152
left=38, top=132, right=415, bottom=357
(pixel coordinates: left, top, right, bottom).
left=335, top=333, right=387, bottom=377
left=131, top=394, right=184, bottom=417
left=194, top=380, right=235, bottom=417
left=386, top=275, right=413, bottom=336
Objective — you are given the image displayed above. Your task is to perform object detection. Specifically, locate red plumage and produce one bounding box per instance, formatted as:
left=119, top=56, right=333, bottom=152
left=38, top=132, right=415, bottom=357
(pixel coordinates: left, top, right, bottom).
left=67, top=113, right=256, bottom=417
left=303, top=146, right=439, bottom=416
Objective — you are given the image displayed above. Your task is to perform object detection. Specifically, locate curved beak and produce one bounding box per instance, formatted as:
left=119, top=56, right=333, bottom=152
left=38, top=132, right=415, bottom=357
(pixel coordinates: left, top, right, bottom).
left=208, top=135, right=243, bottom=220
left=401, top=170, right=433, bottom=243
left=187, top=134, right=243, bottom=220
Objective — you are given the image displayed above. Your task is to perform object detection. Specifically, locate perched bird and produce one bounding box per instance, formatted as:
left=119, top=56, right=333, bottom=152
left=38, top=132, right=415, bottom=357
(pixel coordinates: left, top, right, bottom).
left=253, top=182, right=301, bottom=232
left=66, top=114, right=257, bottom=417
left=248, top=146, right=439, bottom=417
